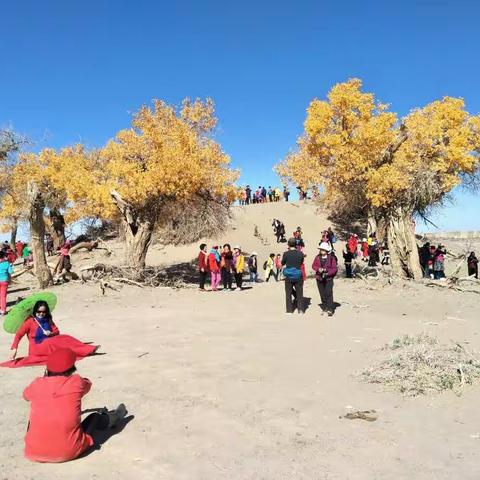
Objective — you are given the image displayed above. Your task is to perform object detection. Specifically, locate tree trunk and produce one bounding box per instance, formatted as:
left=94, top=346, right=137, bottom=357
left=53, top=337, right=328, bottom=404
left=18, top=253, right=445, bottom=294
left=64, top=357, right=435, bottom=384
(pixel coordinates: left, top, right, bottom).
left=367, top=208, right=377, bottom=237
left=10, top=217, right=18, bottom=248
left=28, top=183, right=53, bottom=288
left=49, top=208, right=66, bottom=250
left=110, top=191, right=154, bottom=272
left=387, top=207, right=422, bottom=280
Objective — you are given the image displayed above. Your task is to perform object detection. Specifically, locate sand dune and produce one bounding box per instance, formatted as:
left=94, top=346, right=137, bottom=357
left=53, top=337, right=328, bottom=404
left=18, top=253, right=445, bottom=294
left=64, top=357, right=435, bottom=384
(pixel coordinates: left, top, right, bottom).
left=0, top=201, right=479, bottom=479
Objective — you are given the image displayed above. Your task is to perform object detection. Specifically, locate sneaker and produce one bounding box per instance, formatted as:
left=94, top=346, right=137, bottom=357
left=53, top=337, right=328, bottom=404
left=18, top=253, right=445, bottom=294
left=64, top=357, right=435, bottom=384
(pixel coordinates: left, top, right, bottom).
left=327, top=311, right=334, bottom=317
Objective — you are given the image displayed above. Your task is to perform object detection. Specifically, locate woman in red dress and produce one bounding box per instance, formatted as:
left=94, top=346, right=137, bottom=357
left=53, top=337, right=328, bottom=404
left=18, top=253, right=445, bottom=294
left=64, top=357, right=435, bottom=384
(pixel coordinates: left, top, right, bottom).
left=3, top=301, right=98, bottom=367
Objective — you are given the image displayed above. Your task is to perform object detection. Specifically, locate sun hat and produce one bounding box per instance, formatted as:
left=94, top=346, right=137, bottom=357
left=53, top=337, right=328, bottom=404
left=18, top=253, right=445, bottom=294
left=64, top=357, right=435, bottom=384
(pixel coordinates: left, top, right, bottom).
left=318, top=242, right=332, bottom=252
left=251, top=251, right=258, bottom=256
left=46, top=348, right=77, bottom=373
left=233, top=245, right=241, bottom=250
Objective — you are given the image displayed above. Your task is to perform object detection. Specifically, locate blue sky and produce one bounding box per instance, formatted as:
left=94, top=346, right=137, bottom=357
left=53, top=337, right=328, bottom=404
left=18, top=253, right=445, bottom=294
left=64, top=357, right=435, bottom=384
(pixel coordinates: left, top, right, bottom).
left=1, top=0, right=479, bottom=233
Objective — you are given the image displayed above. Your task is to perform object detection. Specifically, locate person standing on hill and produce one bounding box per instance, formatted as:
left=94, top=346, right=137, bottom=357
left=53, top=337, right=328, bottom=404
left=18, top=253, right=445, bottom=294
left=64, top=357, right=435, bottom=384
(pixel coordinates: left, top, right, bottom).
left=16, top=240, right=24, bottom=259
left=268, top=187, right=274, bottom=202
left=208, top=246, right=221, bottom=291
left=312, top=242, right=338, bottom=316
left=343, top=244, right=354, bottom=278
left=248, top=252, right=258, bottom=283
left=282, top=238, right=305, bottom=314
left=245, top=186, right=252, bottom=205
left=467, top=252, right=478, bottom=278
left=233, top=246, right=245, bottom=290
left=0, top=250, right=13, bottom=315
left=275, top=254, right=282, bottom=279
left=197, top=243, right=209, bottom=291
left=261, top=186, right=267, bottom=202
left=283, top=186, right=290, bottom=202
left=265, top=253, right=277, bottom=282
left=220, top=244, right=234, bottom=290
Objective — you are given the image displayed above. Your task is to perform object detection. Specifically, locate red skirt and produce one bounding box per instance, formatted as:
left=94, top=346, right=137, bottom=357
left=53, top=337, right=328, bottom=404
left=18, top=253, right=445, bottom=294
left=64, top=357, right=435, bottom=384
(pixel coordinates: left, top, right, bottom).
left=1, top=335, right=97, bottom=368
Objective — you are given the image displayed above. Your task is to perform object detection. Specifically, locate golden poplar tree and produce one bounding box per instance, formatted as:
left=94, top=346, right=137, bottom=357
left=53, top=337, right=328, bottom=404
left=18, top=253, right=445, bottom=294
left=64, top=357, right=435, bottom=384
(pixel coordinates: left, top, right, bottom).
left=277, top=79, right=480, bottom=279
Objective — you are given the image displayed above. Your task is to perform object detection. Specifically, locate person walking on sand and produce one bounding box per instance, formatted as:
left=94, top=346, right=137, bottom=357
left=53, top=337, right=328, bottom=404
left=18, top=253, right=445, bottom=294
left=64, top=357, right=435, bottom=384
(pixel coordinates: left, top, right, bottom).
left=0, top=250, right=13, bottom=315
left=23, top=348, right=127, bottom=463
left=208, top=246, right=221, bottom=291
left=233, top=246, right=245, bottom=290
left=197, top=243, right=209, bottom=291
left=265, top=253, right=277, bottom=282
left=248, top=252, right=259, bottom=283
left=312, top=242, right=338, bottom=316
left=282, top=238, right=305, bottom=314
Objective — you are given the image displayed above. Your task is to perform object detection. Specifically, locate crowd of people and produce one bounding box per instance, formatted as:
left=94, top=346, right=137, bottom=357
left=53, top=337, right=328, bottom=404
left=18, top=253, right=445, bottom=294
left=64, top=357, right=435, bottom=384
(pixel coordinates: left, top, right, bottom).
left=239, top=185, right=291, bottom=204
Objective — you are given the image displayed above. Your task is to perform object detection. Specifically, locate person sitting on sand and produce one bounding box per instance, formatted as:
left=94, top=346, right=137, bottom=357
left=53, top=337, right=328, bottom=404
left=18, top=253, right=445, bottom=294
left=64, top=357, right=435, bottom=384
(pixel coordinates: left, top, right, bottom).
left=23, top=347, right=127, bottom=463
left=4, top=301, right=98, bottom=367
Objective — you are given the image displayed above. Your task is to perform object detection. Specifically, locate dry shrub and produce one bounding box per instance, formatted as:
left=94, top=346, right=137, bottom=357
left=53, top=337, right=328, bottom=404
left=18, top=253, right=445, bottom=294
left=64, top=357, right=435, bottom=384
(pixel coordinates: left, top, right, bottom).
left=154, top=194, right=231, bottom=246
left=360, top=333, right=480, bottom=396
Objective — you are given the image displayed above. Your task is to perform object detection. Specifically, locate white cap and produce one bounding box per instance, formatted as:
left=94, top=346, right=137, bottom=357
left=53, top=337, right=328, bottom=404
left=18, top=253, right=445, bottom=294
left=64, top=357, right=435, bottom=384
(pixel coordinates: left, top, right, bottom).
left=251, top=251, right=258, bottom=256
left=318, top=242, right=332, bottom=252
left=362, top=238, right=367, bottom=242
left=234, top=245, right=241, bottom=250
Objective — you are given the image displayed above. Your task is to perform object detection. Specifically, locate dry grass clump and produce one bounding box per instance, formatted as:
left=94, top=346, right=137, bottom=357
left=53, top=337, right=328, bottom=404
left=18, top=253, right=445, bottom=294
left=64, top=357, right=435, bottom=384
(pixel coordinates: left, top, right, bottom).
left=360, top=334, right=480, bottom=396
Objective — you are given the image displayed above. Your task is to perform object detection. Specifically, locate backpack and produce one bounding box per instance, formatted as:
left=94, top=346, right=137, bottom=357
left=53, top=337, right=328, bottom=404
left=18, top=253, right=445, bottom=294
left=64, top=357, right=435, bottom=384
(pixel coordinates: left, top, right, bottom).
left=263, top=260, right=268, bottom=270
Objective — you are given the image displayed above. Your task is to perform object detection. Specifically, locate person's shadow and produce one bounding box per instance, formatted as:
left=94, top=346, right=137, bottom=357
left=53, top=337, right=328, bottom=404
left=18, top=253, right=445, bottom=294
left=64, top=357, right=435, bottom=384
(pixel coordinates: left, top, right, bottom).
left=79, top=408, right=134, bottom=457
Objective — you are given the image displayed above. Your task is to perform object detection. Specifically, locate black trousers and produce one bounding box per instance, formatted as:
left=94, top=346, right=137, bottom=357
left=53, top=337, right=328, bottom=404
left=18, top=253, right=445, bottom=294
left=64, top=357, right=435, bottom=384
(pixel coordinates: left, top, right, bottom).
left=221, top=269, right=233, bottom=289
left=317, top=279, right=334, bottom=312
left=285, top=279, right=304, bottom=313
left=468, top=266, right=478, bottom=279
left=345, top=263, right=352, bottom=278
left=234, top=272, right=243, bottom=289
left=199, top=271, right=208, bottom=289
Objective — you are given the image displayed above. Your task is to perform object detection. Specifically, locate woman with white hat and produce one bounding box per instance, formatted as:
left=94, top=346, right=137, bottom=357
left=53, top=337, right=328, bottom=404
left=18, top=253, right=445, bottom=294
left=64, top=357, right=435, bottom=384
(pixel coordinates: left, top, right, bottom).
left=312, top=241, right=338, bottom=316
left=233, top=246, right=245, bottom=290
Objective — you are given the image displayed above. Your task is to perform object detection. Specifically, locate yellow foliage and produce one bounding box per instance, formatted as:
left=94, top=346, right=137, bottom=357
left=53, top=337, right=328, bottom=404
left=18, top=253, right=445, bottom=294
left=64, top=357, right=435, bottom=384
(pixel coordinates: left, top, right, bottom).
left=277, top=79, right=480, bottom=214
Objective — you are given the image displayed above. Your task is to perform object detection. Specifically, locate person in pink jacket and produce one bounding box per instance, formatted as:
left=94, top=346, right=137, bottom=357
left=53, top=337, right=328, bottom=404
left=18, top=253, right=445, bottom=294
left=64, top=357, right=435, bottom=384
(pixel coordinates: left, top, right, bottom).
left=312, top=242, right=338, bottom=316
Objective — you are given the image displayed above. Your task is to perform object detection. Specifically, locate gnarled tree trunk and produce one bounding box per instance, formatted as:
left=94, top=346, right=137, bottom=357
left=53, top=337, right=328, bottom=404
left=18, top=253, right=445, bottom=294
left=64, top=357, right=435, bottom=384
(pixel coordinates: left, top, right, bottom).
left=49, top=208, right=66, bottom=250
left=111, top=191, right=154, bottom=272
left=386, top=207, right=422, bottom=280
left=367, top=207, right=377, bottom=237
left=10, top=217, right=18, bottom=248
left=28, top=183, right=53, bottom=288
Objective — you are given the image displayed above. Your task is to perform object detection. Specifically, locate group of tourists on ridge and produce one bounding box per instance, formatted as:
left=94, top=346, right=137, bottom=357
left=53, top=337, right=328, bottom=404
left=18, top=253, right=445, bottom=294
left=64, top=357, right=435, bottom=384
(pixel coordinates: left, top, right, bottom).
left=239, top=185, right=291, bottom=205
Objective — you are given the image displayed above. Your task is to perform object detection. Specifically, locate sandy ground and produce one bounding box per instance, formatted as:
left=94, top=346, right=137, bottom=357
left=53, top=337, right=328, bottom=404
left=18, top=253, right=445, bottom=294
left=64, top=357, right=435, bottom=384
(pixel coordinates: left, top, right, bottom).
left=1, top=202, right=479, bottom=479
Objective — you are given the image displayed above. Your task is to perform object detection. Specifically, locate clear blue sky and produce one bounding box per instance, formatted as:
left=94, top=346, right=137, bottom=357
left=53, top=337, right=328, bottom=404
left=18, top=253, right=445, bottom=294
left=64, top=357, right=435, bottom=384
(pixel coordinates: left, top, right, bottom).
left=1, top=0, right=479, bottom=232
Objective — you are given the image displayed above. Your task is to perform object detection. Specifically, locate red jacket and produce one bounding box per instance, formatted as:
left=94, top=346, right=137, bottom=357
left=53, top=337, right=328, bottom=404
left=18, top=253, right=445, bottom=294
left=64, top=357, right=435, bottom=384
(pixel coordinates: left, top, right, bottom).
left=197, top=251, right=209, bottom=272
left=348, top=237, right=357, bottom=254
left=12, top=317, right=60, bottom=351
left=208, top=252, right=220, bottom=273
left=23, top=374, right=94, bottom=462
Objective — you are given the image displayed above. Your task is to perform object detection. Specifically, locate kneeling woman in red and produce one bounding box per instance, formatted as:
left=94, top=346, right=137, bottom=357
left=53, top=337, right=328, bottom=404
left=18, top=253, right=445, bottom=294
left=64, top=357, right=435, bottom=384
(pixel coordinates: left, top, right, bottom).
left=4, top=300, right=98, bottom=368
left=23, top=348, right=127, bottom=462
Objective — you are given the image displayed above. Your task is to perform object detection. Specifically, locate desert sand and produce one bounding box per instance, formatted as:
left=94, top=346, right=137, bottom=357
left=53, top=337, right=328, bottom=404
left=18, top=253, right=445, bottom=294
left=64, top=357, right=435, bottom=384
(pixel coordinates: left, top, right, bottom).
left=1, top=201, right=479, bottom=480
